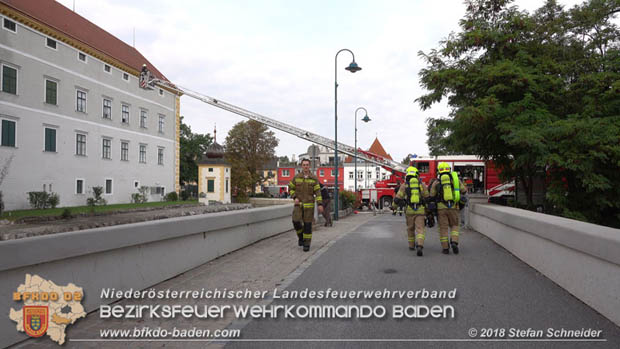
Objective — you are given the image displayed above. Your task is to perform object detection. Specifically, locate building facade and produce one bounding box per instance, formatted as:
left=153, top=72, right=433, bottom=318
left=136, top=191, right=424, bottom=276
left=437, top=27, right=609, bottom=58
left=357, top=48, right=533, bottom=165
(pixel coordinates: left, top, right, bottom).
left=342, top=137, right=394, bottom=191
left=0, top=0, right=179, bottom=210
left=197, top=142, right=231, bottom=204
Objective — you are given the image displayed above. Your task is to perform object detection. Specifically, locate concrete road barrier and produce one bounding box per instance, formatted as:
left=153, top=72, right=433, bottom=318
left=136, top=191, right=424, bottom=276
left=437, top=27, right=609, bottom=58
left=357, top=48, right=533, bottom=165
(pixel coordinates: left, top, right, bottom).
left=0, top=205, right=293, bottom=347
left=468, top=202, right=620, bottom=326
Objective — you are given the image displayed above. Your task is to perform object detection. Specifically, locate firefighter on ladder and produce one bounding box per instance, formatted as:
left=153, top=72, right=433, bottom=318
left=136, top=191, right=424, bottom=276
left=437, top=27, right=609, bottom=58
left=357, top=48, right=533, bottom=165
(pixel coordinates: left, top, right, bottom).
left=394, top=167, right=429, bottom=256
left=288, top=158, right=323, bottom=252
left=430, top=162, right=466, bottom=254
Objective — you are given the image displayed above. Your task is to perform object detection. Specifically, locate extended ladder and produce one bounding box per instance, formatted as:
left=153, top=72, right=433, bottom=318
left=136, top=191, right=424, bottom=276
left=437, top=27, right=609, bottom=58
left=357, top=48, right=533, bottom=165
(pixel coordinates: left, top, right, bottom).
left=143, top=74, right=406, bottom=174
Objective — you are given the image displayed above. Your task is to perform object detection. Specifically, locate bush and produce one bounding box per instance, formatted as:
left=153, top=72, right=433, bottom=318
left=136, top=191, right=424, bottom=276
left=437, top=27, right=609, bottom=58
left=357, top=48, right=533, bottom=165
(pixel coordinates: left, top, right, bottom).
left=47, top=193, right=60, bottom=208
left=28, top=191, right=48, bottom=209
left=60, top=208, right=72, bottom=219
left=27, top=191, right=60, bottom=209
left=87, top=186, right=107, bottom=212
left=199, top=192, right=206, bottom=198
left=0, top=191, right=4, bottom=215
left=132, top=186, right=149, bottom=203
left=340, top=190, right=357, bottom=209
left=180, top=190, right=189, bottom=201
left=165, top=191, right=178, bottom=202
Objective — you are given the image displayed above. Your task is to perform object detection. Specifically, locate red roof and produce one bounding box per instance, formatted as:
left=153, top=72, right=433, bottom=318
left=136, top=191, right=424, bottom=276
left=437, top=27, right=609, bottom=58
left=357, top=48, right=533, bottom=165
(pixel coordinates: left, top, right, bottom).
left=368, top=137, right=393, bottom=160
left=344, top=137, right=393, bottom=162
left=1, top=0, right=168, bottom=81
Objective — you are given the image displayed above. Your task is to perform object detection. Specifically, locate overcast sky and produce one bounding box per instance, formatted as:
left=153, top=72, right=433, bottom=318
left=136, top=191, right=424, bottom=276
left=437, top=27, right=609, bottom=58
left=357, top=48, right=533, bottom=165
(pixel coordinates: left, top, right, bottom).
left=58, top=0, right=586, bottom=162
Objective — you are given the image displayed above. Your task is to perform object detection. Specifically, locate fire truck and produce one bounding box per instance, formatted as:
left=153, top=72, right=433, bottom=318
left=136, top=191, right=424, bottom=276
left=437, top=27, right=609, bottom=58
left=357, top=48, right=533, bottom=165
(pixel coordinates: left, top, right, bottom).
left=358, top=155, right=515, bottom=209
left=139, top=69, right=513, bottom=209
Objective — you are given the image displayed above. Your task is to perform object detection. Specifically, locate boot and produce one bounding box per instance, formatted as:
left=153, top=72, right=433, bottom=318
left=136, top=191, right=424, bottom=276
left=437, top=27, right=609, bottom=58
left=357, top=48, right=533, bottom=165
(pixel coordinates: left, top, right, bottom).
left=442, top=248, right=450, bottom=254
left=298, top=235, right=303, bottom=246
left=417, top=245, right=424, bottom=257
left=392, top=211, right=396, bottom=216
left=451, top=240, right=459, bottom=254
left=303, top=245, right=310, bottom=252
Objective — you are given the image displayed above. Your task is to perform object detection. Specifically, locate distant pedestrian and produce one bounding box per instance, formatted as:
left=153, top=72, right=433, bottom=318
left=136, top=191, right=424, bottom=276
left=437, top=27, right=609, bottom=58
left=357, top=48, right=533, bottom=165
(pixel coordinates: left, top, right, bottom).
left=320, top=184, right=332, bottom=227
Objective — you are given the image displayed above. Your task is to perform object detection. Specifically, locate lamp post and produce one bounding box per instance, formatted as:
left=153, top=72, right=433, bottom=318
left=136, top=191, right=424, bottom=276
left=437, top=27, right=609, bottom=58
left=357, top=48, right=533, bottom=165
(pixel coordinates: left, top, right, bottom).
left=354, top=107, right=371, bottom=195
left=334, top=49, right=361, bottom=221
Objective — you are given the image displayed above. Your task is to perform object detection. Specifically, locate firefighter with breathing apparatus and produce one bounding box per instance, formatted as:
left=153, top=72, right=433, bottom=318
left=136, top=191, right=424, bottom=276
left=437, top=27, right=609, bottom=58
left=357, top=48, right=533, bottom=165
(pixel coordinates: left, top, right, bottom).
left=430, top=162, right=467, bottom=254
left=394, top=166, right=429, bottom=256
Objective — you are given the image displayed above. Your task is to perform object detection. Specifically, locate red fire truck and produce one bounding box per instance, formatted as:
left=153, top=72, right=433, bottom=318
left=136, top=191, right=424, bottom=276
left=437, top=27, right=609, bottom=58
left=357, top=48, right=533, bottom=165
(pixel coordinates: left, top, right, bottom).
left=359, top=155, right=514, bottom=209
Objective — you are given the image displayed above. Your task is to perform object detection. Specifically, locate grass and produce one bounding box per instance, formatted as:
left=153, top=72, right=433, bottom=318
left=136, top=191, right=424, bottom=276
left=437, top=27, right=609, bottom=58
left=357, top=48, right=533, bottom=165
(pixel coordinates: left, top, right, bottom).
left=0, top=200, right=199, bottom=221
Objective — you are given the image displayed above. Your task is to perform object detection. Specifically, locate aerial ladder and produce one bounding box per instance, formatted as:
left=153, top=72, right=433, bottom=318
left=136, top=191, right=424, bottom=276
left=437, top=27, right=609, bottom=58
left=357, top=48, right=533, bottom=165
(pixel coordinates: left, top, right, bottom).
left=140, top=69, right=407, bottom=177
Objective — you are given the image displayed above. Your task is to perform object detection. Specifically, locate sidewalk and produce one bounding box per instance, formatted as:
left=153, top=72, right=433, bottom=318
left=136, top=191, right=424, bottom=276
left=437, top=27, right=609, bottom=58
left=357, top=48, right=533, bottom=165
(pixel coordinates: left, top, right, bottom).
left=10, top=212, right=376, bottom=348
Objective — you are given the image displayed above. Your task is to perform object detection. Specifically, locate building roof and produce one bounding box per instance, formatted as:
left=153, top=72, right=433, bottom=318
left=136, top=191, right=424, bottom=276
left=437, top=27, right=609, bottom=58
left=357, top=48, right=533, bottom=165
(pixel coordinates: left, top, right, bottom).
left=204, top=142, right=225, bottom=158
left=344, top=137, right=392, bottom=163
left=197, top=158, right=230, bottom=166
left=259, top=158, right=278, bottom=171
left=0, top=0, right=168, bottom=81
left=367, top=137, right=393, bottom=160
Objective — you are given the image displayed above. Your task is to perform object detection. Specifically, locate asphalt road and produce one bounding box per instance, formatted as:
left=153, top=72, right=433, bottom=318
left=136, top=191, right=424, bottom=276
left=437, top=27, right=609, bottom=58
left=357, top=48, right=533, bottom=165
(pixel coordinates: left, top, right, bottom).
left=225, top=214, right=620, bottom=349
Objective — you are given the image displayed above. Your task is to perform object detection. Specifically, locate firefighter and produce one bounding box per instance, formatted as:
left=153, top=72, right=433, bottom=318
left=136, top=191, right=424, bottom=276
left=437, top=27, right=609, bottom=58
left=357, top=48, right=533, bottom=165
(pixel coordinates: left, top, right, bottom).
left=430, top=162, right=466, bottom=254
left=288, top=158, right=323, bottom=252
left=394, top=167, right=429, bottom=256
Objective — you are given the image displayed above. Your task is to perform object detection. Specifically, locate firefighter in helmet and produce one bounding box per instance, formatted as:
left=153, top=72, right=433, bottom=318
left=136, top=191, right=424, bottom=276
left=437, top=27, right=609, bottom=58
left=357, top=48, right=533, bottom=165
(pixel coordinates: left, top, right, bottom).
left=391, top=181, right=405, bottom=216
left=288, top=158, right=323, bottom=252
left=394, top=166, right=429, bottom=256
left=430, top=162, right=466, bottom=254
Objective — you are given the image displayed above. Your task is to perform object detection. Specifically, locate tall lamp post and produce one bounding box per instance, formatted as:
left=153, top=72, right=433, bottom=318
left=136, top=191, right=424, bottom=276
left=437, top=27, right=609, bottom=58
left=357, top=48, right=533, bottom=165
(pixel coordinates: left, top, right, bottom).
left=334, top=49, right=361, bottom=221
left=354, top=107, right=371, bottom=195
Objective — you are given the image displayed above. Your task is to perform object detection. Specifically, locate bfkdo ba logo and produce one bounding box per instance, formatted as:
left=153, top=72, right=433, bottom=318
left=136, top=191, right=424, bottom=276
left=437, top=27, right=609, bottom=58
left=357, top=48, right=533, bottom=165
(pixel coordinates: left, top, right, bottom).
left=23, top=306, right=48, bottom=337
left=9, top=274, right=87, bottom=345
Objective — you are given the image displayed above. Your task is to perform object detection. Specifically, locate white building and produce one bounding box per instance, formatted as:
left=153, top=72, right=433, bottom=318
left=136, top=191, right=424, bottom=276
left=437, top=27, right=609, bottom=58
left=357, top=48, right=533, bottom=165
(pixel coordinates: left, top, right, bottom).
left=343, top=137, right=394, bottom=191
left=0, top=0, right=180, bottom=210
left=298, top=144, right=344, bottom=167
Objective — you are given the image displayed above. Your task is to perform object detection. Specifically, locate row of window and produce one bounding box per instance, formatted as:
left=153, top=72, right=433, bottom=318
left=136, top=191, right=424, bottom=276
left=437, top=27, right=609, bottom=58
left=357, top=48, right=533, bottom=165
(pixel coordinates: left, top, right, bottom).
left=205, top=178, right=230, bottom=194
left=1, top=66, right=166, bottom=132
left=74, top=178, right=114, bottom=195
left=70, top=132, right=165, bottom=165
left=3, top=16, right=165, bottom=97
left=0, top=120, right=165, bottom=164
left=43, top=78, right=166, bottom=132
left=278, top=168, right=388, bottom=181
left=72, top=179, right=165, bottom=196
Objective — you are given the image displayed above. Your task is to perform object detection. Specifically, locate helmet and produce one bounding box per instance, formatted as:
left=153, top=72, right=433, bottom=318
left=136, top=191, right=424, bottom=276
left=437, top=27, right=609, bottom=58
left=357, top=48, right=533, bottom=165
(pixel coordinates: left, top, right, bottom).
left=437, top=162, right=451, bottom=173
left=406, top=166, right=419, bottom=177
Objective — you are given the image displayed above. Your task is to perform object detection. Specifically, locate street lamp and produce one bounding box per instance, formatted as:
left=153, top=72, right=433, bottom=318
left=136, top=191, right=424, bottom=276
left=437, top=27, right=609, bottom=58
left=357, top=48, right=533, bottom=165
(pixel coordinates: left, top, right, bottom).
left=354, top=107, right=371, bottom=195
left=334, top=49, right=361, bottom=221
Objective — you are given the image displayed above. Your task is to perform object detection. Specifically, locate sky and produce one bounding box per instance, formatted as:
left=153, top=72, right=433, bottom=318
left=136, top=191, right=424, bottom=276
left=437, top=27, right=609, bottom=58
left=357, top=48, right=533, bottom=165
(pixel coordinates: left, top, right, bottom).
left=57, top=0, right=587, bottom=162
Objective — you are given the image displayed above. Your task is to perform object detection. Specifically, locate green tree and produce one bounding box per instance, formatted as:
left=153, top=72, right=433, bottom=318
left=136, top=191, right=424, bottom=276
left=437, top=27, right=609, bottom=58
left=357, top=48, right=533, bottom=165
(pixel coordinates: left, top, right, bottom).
left=417, top=0, right=620, bottom=227
left=426, top=117, right=464, bottom=156
left=278, top=155, right=293, bottom=165
left=225, top=120, right=279, bottom=200
left=180, top=116, right=213, bottom=185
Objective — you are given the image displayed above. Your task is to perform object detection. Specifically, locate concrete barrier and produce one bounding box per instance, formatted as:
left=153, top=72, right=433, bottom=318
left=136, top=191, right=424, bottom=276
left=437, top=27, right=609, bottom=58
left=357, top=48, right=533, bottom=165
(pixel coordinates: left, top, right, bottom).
left=249, top=197, right=294, bottom=207
left=468, top=202, right=620, bottom=326
left=0, top=205, right=293, bottom=347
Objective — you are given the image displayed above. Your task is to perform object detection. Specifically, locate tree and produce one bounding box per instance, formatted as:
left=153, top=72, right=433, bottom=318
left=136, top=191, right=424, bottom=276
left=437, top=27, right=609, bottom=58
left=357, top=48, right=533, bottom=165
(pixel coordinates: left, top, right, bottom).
left=278, top=155, right=292, bottom=165
left=426, top=117, right=464, bottom=156
left=225, top=120, right=279, bottom=199
left=401, top=156, right=411, bottom=165
left=417, top=0, right=620, bottom=227
left=180, top=116, right=213, bottom=185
